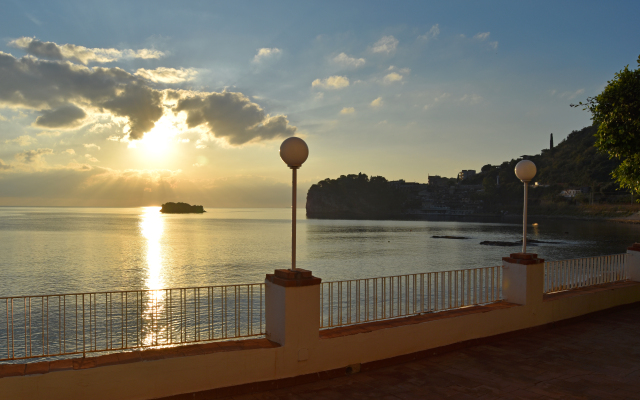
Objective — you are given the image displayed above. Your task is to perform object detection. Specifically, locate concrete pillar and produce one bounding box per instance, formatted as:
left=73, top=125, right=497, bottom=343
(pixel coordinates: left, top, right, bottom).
left=265, top=269, right=321, bottom=362
left=502, top=253, right=545, bottom=306
left=626, top=243, right=640, bottom=282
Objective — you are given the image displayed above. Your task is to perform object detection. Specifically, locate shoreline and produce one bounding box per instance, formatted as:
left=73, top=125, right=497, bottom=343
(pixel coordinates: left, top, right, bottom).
left=307, top=204, right=640, bottom=224
left=306, top=212, right=640, bottom=224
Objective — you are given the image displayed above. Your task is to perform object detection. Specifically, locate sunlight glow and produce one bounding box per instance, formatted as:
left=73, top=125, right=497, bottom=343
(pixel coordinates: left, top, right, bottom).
left=140, top=206, right=165, bottom=290
left=140, top=206, right=166, bottom=346
left=139, top=116, right=180, bottom=157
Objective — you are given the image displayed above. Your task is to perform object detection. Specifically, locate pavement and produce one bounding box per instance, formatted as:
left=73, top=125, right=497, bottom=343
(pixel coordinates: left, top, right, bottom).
left=224, top=303, right=640, bottom=399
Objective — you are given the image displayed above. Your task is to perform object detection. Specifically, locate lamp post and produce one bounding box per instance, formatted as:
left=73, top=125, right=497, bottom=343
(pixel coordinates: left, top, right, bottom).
left=280, top=137, right=309, bottom=271
left=514, top=160, right=537, bottom=254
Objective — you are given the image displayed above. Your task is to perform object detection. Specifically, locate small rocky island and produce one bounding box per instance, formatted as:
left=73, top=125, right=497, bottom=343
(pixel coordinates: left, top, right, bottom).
left=160, top=202, right=205, bottom=214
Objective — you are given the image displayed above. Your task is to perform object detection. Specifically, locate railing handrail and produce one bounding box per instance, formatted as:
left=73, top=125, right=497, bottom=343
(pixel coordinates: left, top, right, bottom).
left=544, top=253, right=627, bottom=266
left=321, top=265, right=501, bottom=286
left=0, top=282, right=265, bottom=301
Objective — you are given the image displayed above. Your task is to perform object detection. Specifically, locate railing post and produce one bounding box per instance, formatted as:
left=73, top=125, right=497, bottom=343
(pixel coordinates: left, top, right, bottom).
left=501, top=253, right=545, bottom=306
left=265, top=269, right=321, bottom=361
left=626, top=243, right=640, bottom=282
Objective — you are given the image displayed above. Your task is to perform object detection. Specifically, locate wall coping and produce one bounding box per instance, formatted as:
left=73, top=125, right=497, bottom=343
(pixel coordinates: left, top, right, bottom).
left=0, top=338, right=280, bottom=379
left=543, top=280, right=640, bottom=302
left=320, top=301, right=518, bottom=339
left=502, top=252, right=545, bottom=265
left=265, top=268, right=321, bottom=287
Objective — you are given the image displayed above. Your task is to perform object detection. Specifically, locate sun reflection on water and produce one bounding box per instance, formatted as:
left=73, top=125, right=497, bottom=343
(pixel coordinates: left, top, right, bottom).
left=141, top=207, right=165, bottom=290
left=139, top=207, right=167, bottom=346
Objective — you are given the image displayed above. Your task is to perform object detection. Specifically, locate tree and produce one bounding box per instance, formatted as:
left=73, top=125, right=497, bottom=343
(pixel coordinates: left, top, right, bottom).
left=573, top=55, right=640, bottom=195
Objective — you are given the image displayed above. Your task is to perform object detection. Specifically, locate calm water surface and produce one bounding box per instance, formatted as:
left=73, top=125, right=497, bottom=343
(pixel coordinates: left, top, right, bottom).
left=1, top=207, right=639, bottom=297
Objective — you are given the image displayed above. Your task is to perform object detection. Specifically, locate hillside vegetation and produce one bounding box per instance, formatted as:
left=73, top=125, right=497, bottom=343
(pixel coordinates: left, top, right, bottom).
left=306, top=125, right=638, bottom=219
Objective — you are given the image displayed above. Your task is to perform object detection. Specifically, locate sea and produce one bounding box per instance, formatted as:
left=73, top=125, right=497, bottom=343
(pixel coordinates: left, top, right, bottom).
left=1, top=206, right=639, bottom=298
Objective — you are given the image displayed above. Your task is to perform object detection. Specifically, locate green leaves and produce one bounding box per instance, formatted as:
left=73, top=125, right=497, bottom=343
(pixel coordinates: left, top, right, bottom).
left=579, top=55, right=640, bottom=197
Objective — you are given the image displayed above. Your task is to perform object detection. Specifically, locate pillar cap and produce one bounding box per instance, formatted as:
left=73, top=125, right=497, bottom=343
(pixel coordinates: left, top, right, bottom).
left=502, top=252, right=545, bottom=265
left=266, top=268, right=321, bottom=287
left=628, top=243, right=640, bottom=252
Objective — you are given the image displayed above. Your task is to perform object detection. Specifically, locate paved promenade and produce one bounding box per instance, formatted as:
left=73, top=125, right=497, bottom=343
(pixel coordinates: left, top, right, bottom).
left=226, top=303, right=640, bottom=399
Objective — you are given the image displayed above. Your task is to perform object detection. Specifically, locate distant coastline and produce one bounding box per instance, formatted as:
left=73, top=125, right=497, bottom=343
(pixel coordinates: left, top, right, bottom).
left=160, top=202, right=205, bottom=214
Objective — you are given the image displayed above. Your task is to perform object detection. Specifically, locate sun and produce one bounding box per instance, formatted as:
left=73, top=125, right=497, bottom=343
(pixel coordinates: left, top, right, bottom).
left=139, top=115, right=179, bottom=158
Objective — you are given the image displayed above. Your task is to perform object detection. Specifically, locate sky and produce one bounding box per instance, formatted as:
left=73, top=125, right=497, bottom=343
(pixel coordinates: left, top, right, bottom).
left=0, top=0, right=638, bottom=207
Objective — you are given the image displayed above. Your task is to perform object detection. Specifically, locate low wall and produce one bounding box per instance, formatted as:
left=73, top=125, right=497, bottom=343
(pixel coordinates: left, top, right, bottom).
left=2, top=251, right=640, bottom=400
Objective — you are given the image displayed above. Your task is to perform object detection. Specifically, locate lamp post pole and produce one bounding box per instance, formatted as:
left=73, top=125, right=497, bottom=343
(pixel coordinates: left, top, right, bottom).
left=514, top=160, right=537, bottom=254
left=280, top=137, right=309, bottom=271
left=522, top=180, right=529, bottom=254
left=291, top=167, right=298, bottom=270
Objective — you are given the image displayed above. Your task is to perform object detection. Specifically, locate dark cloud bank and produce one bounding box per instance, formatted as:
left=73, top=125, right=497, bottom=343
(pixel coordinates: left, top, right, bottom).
left=0, top=38, right=296, bottom=144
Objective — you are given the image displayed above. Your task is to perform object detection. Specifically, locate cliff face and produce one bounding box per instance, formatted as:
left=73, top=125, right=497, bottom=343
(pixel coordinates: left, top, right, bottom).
left=306, top=173, right=407, bottom=219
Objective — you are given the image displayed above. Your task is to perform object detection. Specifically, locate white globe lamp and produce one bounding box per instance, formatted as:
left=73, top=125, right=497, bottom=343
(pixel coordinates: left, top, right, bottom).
left=515, top=160, right=537, bottom=182
left=280, top=137, right=309, bottom=169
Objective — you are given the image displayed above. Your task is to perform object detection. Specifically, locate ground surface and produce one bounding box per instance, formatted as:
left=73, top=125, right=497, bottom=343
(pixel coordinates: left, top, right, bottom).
left=225, top=304, right=640, bottom=399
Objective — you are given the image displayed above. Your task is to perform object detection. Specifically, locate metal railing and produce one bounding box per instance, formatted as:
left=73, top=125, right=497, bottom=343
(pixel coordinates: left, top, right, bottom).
left=544, top=253, right=628, bottom=294
left=0, top=283, right=264, bottom=362
left=320, top=266, right=502, bottom=329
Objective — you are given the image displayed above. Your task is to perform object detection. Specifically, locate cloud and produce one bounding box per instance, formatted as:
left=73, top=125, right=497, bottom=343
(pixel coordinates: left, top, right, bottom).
left=311, top=76, right=349, bottom=89
left=0, top=47, right=290, bottom=144
left=459, top=94, right=483, bottom=105
left=84, top=143, right=100, bottom=150
left=26, top=14, right=42, bottom=26
left=252, top=48, right=282, bottom=63
left=332, top=53, right=365, bottom=68
left=0, top=159, right=11, bottom=170
left=5, top=135, right=36, bottom=146
left=370, top=97, right=383, bottom=108
left=383, top=72, right=403, bottom=84
left=34, top=104, right=86, bottom=128
left=372, top=36, right=398, bottom=54
left=9, top=37, right=164, bottom=65
left=0, top=51, right=163, bottom=140
left=471, top=32, right=498, bottom=49
left=173, top=91, right=296, bottom=145
left=340, top=107, right=355, bottom=115
left=64, top=149, right=75, bottom=155
left=434, top=93, right=451, bottom=102
left=85, top=154, right=99, bottom=162
left=102, top=84, right=164, bottom=140
left=15, top=148, right=53, bottom=163
left=135, top=67, right=198, bottom=84
left=37, top=131, right=61, bottom=137
left=418, top=24, right=440, bottom=41
left=558, top=88, right=585, bottom=100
